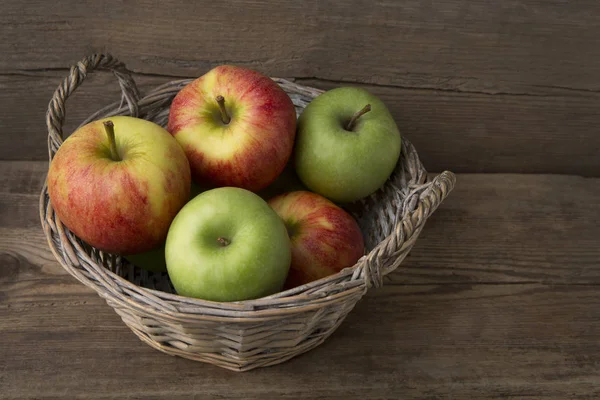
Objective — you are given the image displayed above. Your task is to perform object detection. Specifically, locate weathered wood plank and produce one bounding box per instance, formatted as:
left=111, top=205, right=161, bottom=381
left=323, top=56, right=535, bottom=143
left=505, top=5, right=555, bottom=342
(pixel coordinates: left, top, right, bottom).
left=404, top=173, right=600, bottom=284
left=2, top=72, right=600, bottom=177
left=2, top=0, right=600, bottom=175
left=0, top=73, right=172, bottom=163
left=300, top=79, right=600, bottom=177
left=2, top=256, right=600, bottom=399
left=4, top=161, right=599, bottom=284
left=2, top=163, right=600, bottom=397
left=2, top=0, right=600, bottom=94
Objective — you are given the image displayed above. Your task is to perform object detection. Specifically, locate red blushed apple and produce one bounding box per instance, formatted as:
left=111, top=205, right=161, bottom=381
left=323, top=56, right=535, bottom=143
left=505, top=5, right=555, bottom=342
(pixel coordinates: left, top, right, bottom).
left=268, top=191, right=365, bottom=289
left=47, top=116, right=191, bottom=255
left=167, top=65, right=297, bottom=192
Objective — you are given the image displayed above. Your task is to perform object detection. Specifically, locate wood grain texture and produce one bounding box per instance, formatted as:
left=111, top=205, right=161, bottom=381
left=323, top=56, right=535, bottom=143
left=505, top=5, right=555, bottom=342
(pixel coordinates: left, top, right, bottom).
left=299, top=79, right=600, bottom=177
left=405, top=173, right=600, bottom=284
left=2, top=0, right=600, bottom=175
left=3, top=276, right=600, bottom=399
left=3, top=0, right=600, bottom=92
left=2, top=161, right=600, bottom=398
left=3, top=71, right=600, bottom=178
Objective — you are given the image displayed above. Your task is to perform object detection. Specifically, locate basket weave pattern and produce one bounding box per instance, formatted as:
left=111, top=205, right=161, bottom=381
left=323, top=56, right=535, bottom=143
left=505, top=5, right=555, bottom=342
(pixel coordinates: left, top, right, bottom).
left=40, top=54, right=456, bottom=371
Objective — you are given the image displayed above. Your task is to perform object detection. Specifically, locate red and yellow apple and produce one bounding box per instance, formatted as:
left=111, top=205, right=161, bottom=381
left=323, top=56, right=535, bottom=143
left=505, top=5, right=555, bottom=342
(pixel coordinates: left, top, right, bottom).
left=47, top=116, right=191, bottom=255
left=167, top=65, right=297, bottom=192
left=268, top=191, right=365, bottom=289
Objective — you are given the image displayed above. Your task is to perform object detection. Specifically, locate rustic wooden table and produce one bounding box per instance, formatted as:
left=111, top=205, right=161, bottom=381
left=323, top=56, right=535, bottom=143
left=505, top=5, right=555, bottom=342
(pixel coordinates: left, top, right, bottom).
left=2, top=1, right=600, bottom=399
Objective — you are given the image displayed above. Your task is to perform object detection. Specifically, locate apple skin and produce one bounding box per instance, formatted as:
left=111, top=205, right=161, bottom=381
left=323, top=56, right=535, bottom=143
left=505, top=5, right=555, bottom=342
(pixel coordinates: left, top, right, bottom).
left=47, top=116, right=191, bottom=255
left=268, top=191, right=365, bottom=289
left=125, top=182, right=206, bottom=273
left=167, top=65, right=297, bottom=192
left=165, top=187, right=291, bottom=302
left=294, top=87, right=401, bottom=203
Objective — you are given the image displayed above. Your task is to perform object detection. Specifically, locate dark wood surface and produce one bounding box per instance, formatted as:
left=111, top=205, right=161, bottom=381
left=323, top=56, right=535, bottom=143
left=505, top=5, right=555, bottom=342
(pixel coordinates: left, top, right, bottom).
left=2, top=0, right=600, bottom=175
left=2, top=161, right=600, bottom=399
left=3, top=0, right=600, bottom=397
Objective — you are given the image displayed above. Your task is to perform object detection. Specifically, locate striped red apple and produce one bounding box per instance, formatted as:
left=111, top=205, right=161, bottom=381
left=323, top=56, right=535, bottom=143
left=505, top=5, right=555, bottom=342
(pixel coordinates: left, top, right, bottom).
left=47, top=116, right=191, bottom=255
left=167, top=65, right=297, bottom=192
left=268, top=191, right=365, bottom=289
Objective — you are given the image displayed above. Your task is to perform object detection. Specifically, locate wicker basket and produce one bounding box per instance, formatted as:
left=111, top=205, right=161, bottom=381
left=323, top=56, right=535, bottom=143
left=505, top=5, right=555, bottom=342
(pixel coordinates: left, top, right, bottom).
left=40, top=54, right=456, bottom=372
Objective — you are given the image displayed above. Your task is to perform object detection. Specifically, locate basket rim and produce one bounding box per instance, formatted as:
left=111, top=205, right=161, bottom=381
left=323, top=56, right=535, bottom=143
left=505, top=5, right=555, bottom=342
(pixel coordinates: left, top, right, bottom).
left=41, top=223, right=370, bottom=322
left=41, top=75, right=456, bottom=319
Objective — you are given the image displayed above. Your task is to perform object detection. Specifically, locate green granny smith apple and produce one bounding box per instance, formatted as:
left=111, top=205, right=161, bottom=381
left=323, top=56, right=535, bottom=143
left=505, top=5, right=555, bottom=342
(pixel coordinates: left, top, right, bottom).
left=294, top=87, right=401, bottom=203
left=165, top=187, right=291, bottom=302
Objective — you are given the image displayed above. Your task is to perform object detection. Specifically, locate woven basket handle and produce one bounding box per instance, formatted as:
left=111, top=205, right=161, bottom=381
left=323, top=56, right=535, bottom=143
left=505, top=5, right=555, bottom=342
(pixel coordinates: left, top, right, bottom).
left=364, top=170, right=456, bottom=288
left=45, top=54, right=140, bottom=160
left=416, top=170, right=456, bottom=219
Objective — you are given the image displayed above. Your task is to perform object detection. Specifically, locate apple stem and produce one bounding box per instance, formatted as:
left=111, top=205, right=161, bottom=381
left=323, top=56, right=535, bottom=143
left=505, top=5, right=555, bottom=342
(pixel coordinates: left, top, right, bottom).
left=217, top=237, right=230, bottom=247
left=346, top=104, right=372, bottom=131
left=103, top=121, right=121, bottom=161
left=215, top=95, right=231, bottom=124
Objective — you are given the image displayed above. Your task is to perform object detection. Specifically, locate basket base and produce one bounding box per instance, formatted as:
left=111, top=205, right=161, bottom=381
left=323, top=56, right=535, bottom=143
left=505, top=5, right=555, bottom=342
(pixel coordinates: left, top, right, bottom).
left=113, top=300, right=360, bottom=371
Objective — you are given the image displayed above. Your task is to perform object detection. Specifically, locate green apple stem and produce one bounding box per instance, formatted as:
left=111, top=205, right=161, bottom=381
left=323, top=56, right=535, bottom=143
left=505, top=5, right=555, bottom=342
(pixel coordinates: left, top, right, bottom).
left=103, top=121, right=121, bottom=161
left=217, top=237, right=230, bottom=247
left=345, top=104, right=372, bottom=131
left=215, top=95, right=231, bottom=124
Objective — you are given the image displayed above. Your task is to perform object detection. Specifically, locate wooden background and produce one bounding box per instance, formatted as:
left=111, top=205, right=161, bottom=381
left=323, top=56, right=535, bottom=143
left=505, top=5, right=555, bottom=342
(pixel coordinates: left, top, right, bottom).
left=2, top=0, right=600, bottom=398
left=3, top=0, right=600, bottom=175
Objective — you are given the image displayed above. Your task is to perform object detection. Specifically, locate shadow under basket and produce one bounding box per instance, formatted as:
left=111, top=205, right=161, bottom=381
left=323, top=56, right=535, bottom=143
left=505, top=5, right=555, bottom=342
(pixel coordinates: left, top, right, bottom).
left=40, top=54, right=456, bottom=372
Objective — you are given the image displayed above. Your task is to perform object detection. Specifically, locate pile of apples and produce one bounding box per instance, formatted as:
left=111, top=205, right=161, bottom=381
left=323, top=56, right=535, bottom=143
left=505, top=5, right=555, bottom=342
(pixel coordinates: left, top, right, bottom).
left=47, top=65, right=402, bottom=302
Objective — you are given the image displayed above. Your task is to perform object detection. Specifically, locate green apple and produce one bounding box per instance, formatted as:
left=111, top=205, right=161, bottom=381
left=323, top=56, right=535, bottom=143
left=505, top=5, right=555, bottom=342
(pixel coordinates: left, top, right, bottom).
left=165, top=187, right=291, bottom=302
left=47, top=116, right=191, bottom=255
left=294, top=87, right=401, bottom=203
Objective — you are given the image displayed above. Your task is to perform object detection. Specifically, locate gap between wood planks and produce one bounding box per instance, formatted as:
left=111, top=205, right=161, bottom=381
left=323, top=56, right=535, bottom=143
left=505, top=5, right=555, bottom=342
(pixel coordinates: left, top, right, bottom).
left=3, top=67, right=600, bottom=98
left=2, top=161, right=600, bottom=288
